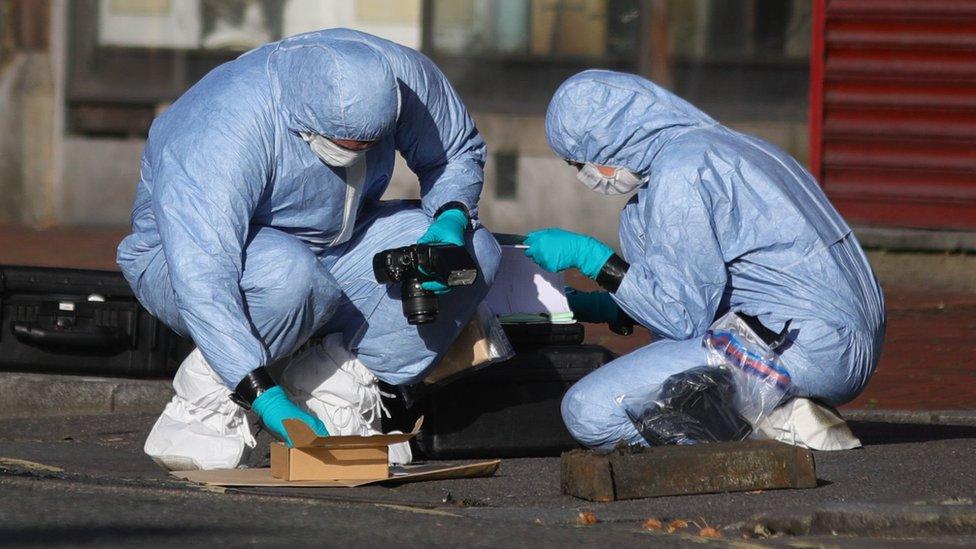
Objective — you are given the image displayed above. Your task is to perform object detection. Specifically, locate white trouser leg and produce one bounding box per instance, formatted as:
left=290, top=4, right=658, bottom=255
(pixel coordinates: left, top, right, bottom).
left=281, top=333, right=412, bottom=465
left=144, top=348, right=256, bottom=471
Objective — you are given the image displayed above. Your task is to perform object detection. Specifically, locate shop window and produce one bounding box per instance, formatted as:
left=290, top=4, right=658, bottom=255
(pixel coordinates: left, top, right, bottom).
left=425, top=0, right=811, bottom=121
left=66, top=0, right=421, bottom=136
left=425, top=0, right=642, bottom=114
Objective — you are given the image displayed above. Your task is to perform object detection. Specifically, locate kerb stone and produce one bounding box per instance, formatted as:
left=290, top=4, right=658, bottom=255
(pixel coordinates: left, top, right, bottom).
left=561, top=440, right=817, bottom=501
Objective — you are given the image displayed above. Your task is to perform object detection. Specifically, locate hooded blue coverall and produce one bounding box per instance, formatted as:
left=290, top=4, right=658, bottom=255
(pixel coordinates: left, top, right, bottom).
left=117, top=29, right=501, bottom=391
left=545, top=71, right=885, bottom=450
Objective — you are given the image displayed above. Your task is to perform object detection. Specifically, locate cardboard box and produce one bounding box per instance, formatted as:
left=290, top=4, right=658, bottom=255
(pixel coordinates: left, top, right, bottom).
left=270, top=418, right=421, bottom=482
left=174, top=415, right=500, bottom=488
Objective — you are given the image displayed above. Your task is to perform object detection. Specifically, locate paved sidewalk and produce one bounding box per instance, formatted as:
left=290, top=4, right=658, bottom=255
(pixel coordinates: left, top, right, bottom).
left=0, top=225, right=127, bottom=271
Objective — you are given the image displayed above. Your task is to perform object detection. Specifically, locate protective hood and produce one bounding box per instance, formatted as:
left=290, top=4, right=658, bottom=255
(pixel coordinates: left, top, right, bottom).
left=545, top=70, right=716, bottom=174
left=269, top=38, right=399, bottom=141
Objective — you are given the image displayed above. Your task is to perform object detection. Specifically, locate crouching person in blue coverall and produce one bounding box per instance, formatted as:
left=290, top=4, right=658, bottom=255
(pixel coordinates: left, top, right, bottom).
left=523, top=71, right=885, bottom=451
left=117, top=29, right=501, bottom=471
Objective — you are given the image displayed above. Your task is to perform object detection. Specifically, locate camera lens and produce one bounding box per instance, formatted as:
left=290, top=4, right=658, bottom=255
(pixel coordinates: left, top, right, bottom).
left=402, top=278, right=438, bottom=325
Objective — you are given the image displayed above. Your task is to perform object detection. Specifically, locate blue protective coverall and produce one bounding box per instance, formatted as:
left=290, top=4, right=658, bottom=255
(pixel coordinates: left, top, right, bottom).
left=117, top=29, right=500, bottom=389
left=546, top=71, right=886, bottom=450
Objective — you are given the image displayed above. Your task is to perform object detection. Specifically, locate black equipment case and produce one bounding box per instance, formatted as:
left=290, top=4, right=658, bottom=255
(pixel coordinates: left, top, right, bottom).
left=0, top=266, right=191, bottom=378
left=500, top=322, right=584, bottom=347
left=402, top=344, right=616, bottom=459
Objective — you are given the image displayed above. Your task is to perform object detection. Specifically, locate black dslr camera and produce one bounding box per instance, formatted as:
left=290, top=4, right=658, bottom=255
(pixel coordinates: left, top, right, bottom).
left=373, top=244, right=479, bottom=325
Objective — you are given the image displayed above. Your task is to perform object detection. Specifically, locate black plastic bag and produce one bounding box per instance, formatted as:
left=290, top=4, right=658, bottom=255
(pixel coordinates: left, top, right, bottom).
left=631, top=366, right=752, bottom=445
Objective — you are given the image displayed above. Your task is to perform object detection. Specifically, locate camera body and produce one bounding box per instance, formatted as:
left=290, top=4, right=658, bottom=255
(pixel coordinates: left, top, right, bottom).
left=372, top=244, right=479, bottom=325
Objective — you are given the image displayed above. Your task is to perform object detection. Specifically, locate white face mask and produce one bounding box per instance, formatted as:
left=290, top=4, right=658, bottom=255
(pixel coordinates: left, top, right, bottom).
left=576, top=163, right=643, bottom=195
left=300, top=132, right=365, bottom=168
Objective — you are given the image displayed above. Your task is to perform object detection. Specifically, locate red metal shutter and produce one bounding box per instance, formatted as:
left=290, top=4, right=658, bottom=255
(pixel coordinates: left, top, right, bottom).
left=810, top=0, right=976, bottom=230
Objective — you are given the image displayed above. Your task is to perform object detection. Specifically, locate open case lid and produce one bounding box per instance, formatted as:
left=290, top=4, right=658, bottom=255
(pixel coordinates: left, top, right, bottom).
left=282, top=417, right=424, bottom=449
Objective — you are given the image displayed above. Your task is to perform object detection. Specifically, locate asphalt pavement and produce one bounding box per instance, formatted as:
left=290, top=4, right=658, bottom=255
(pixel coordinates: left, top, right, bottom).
left=2, top=413, right=975, bottom=547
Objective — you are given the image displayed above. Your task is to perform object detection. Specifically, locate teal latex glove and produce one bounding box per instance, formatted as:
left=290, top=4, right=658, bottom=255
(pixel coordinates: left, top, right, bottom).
left=418, top=274, right=450, bottom=294
left=252, top=386, right=329, bottom=447
left=419, top=277, right=450, bottom=294
left=523, top=228, right=614, bottom=279
left=566, top=289, right=620, bottom=324
left=418, top=208, right=468, bottom=247
left=417, top=208, right=469, bottom=294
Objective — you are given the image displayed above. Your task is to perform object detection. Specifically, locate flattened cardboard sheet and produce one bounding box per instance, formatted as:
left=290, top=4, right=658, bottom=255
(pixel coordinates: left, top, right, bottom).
left=173, top=460, right=501, bottom=488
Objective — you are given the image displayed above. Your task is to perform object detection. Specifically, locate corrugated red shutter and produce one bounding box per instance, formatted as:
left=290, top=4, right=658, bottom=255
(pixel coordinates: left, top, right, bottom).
left=810, top=0, right=976, bottom=229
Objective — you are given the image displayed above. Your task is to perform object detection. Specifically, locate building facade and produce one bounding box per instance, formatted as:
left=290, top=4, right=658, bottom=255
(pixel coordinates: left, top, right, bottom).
left=1, top=0, right=811, bottom=247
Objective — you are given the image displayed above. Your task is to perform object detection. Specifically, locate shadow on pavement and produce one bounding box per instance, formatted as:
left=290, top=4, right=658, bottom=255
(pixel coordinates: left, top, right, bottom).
left=850, top=421, right=976, bottom=445
left=0, top=525, right=244, bottom=546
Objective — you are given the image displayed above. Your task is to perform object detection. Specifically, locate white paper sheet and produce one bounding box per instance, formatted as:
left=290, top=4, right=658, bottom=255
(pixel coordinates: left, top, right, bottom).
left=484, top=245, right=573, bottom=322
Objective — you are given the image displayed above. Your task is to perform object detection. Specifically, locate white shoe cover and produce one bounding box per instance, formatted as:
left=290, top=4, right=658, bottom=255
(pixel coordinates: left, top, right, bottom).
left=282, top=334, right=413, bottom=465
left=754, top=397, right=862, bottom=451
left=144, top=348, right=256, bottom=471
